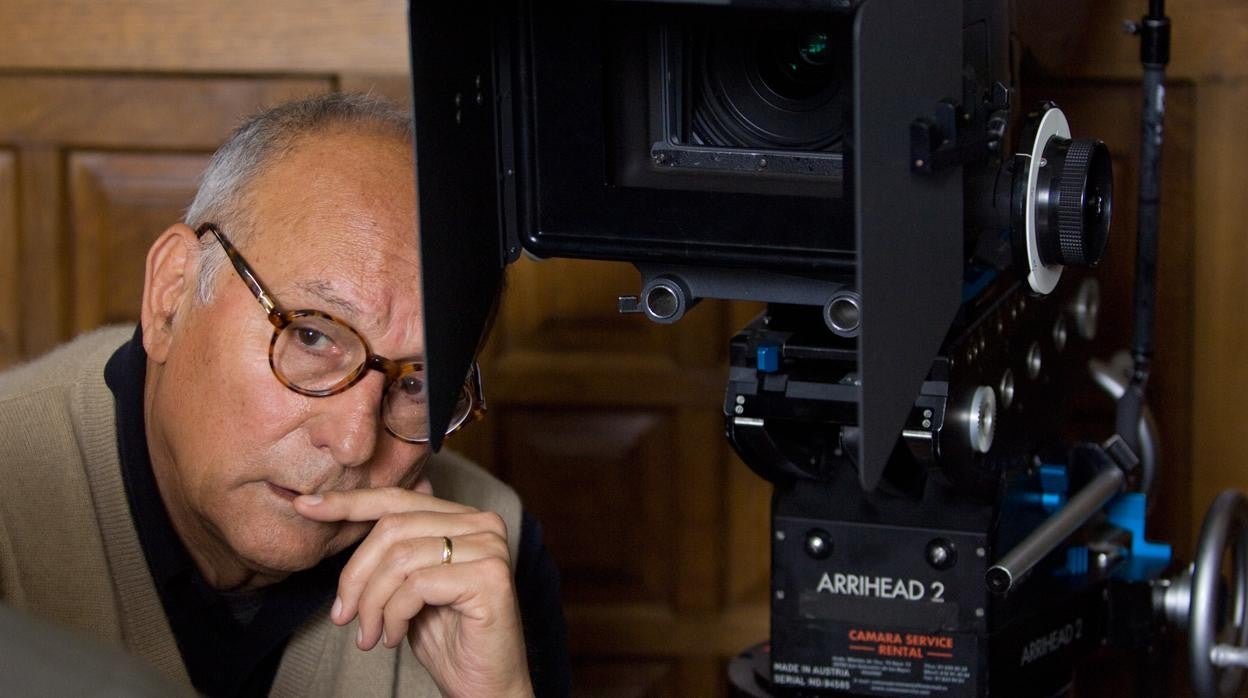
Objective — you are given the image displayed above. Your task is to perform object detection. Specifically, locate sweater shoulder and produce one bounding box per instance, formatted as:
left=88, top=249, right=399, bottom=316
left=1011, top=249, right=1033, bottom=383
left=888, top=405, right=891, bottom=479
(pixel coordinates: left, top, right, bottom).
left=0, top=326, right=131, bottom=474
left=0, top=326, right=133, bottom=404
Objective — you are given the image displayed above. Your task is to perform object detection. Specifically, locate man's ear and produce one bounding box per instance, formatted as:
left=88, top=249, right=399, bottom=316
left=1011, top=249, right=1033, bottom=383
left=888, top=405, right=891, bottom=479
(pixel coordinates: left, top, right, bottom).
left=140, top=223, right=200, bottom=364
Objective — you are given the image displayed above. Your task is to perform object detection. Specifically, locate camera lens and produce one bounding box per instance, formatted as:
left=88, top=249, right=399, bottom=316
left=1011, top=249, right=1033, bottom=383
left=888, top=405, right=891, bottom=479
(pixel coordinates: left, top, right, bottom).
left=690, top=17, right=849, bottom=151
left=758, top=30, right=836, bottom=101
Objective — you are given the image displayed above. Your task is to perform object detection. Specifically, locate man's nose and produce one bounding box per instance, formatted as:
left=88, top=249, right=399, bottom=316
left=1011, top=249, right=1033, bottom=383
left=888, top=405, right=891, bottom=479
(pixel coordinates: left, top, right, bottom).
left=307, top=372, right=383, bottom=468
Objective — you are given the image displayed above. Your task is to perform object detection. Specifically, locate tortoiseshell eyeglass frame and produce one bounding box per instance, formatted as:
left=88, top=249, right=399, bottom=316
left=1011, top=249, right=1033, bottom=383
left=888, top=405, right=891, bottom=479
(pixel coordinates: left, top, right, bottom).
left=194, top=222, right=485, bottom=443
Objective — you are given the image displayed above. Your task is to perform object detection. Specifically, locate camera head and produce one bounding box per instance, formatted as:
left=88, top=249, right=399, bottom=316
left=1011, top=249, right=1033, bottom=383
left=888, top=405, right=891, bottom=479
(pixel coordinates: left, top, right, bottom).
left=412, top=0, right=1112, bottom=492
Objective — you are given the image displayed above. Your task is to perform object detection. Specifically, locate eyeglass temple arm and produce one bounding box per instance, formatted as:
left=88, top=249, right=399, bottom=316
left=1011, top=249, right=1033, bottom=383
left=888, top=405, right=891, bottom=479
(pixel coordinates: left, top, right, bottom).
left=197, top=223, right=282, bottom=324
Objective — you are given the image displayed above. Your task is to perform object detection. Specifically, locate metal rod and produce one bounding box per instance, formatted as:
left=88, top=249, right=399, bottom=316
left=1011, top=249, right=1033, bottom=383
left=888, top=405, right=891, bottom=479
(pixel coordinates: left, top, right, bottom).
left=1118, top=0, right=1170, bottom=456
left=1211, top=645, right=1248, bottom=669
left=986, top=465, right=1125, bottom=593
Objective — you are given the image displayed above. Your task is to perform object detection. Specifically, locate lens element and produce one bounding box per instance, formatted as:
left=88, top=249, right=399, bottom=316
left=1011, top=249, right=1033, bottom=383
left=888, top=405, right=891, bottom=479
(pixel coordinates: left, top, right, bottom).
left=798, top=31, right=832, bottom=66
left=759, top=28, right=838, bottom=101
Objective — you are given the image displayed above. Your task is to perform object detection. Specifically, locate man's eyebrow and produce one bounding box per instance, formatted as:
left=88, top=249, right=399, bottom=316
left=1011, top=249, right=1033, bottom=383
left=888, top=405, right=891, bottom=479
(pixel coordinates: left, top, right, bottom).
left=291, top=279, right=364, bottom=320
left=286, top=280, right=425, bottom=361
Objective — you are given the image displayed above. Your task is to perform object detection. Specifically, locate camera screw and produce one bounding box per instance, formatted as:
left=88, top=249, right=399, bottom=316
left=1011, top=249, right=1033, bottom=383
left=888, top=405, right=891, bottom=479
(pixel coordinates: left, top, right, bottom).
left=757, top=157, right=768, bottom=170
left=805, top=529, right=833, bottom=560
left=926, top=538, right=957, bottom=570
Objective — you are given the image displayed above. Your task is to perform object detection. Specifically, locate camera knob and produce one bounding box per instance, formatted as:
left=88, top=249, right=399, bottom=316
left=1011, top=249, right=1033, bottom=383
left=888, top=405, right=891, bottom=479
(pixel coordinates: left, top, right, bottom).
left=1038, top=137, right=1113, bottom=268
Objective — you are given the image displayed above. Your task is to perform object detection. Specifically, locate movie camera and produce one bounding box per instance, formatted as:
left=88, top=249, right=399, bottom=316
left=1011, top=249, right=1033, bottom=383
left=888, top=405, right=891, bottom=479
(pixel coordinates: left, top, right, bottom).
left=410, top=1, right=1248, bottom=695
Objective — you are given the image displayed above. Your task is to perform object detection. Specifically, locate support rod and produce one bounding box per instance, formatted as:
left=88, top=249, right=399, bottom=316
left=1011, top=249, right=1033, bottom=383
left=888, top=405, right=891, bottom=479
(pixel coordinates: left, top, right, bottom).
left=987, top=465, right=1125, bottom=593
left=1117, top=0, right=1170, bottom=455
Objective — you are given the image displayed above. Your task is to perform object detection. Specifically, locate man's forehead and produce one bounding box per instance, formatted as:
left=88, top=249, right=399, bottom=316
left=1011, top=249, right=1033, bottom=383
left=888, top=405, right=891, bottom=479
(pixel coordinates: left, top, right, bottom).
left=237, top=128, right=424, bottom=354
left=247, top=130, right=415, bottom=221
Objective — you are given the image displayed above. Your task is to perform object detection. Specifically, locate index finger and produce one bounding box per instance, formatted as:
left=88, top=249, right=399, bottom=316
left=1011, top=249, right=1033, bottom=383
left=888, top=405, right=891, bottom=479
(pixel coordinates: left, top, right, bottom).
left=293, top=486, right=476, bottom=522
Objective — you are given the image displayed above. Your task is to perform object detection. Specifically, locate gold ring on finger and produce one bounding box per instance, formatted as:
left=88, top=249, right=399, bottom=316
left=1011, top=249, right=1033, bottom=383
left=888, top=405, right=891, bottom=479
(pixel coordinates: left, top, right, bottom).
left=441, top=535, right=454, bottom=565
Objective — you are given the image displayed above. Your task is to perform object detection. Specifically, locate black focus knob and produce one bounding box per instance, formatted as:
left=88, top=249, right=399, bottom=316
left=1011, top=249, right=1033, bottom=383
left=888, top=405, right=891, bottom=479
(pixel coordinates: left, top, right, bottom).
left=1035, top=137, right=1113, bottom=267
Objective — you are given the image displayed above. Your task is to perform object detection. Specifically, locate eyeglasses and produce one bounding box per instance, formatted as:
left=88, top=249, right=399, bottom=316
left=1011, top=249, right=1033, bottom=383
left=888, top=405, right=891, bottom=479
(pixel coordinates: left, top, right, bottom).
left=195, top=223, right=484, bottom=444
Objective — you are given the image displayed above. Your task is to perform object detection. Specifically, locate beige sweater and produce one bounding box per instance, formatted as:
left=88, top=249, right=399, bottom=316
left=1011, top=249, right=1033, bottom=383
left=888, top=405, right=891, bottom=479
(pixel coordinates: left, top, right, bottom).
left=0, top=326, right=522, bottom=697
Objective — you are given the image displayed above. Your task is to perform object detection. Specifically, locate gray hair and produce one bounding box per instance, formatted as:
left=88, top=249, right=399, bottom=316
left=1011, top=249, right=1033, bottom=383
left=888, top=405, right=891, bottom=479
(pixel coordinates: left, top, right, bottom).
left=185, top=92, right=414, bottom=303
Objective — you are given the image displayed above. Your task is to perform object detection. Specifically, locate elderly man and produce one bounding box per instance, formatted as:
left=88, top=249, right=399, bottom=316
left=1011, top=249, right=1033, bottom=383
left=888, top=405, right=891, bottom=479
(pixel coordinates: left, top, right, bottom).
left=0, top=93, right=567, bottom=696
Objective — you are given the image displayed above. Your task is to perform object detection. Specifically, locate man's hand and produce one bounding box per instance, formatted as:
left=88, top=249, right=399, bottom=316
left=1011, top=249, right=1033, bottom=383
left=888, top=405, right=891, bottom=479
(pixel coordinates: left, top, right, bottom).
left=293, top=485, right=532, bottom=697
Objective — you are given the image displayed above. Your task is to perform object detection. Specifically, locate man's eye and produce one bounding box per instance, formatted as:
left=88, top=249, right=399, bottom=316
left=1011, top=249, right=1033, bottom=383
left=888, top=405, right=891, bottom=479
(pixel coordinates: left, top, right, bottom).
left=398, top=375, right=426, bottom=398
left=295, top=327, right=333, bottom=351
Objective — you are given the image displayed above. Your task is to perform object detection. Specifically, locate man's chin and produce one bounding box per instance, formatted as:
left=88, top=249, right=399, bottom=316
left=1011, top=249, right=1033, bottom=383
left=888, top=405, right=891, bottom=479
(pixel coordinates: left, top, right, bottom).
left=234, top=537, right=336, bottom=579
left=225, top=516, right=347, bottom=579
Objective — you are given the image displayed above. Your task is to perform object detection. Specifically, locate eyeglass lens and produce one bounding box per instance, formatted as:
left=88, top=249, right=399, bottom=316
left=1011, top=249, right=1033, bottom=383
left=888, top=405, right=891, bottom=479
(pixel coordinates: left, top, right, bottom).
left=272, top=315, right=367, bottom=392
left=272, top=316, right=471, bottom=441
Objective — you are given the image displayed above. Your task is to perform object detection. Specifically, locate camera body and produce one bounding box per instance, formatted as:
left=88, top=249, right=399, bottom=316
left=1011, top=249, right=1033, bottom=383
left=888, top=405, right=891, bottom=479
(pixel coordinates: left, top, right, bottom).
left=411, top=1, right=1141, bottom=696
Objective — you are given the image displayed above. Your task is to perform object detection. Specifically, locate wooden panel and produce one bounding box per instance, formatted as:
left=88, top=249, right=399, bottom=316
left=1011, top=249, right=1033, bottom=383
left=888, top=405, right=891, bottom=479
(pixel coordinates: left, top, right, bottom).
left=489, top=258, right=727, bottom=409
left=481, top=254, right=770, bottom=690
left=498, top=408, right=678, bottom=607
left=669, top=409, right=723, bottom=612
left=501, top=257, right=681, bottom=358
left=490, top=352, right=723, bottom=409
left=0, top=151, right=16, bottom=368
left=0, top=75, right=328, bottom=147
left=724, top=454, right=771, bottom=606
left=1019, top=0, right=1248, bottom=81
left=67, top=152, right=210, bottom=332
left=7, top=0, right=1246, bottom=83
left=0, top=0, right=408, bottom=74
left=1191, top=79, right=1248, bottom=530
left=16, top=146, right=62, bottom=357
left=568, top=603, right=767, bottom=656
left=0, top=74, right=333, bottom=357
left=572, top=659, right=678, bottom=698
left=5, top=0, right=1245, bottom=83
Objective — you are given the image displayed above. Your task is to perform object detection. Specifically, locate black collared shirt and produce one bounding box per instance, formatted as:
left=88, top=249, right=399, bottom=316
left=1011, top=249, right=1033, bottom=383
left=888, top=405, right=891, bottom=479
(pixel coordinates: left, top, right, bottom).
left=105, top=327, right=569, bottom=696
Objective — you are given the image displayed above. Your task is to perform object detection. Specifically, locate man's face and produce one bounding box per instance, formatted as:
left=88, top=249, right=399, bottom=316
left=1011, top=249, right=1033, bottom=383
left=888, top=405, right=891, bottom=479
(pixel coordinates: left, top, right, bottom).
left=147, top=129, right=430, bottom=582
